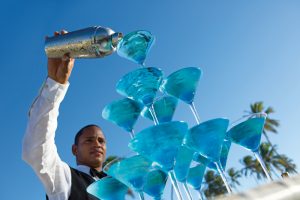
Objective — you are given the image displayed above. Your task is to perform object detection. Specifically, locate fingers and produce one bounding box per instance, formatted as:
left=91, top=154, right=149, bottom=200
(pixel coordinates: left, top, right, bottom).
left=62, top=53, right=71, bottom=62
left=61, top=53, right=75, bottom=75
left=54, top=31, right=60, bottom=36
left=45, top=29, right=68, bottom=40
left=62, top=53, right=75, bottom=64
left=56, top=29, right=68, bottom=35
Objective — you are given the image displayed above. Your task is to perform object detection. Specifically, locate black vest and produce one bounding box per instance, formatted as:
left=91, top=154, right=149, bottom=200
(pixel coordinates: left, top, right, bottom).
left=46, top=167, right=106, bottom=200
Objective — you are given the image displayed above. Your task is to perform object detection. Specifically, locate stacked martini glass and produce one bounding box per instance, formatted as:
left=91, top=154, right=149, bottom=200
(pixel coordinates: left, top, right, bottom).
left=87, top=30, right=273, bottom=200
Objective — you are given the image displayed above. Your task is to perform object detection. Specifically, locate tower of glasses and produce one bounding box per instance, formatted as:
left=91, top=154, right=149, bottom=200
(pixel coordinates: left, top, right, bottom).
left=87, top=30, right=273, bottom=200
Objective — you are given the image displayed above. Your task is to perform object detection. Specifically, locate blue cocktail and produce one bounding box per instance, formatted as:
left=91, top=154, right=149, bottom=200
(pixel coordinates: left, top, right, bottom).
left=117, top=30, right=155, bottom=66
left=207, top=139, right=231, bottom=171
left=173, top=145, right=195, bottom=200
left=227, top=113, right=273, bottom=181
left=103, top=155, right=153, bottom=200
left=186, top=163, right=207, bottom=200
left=143, top=169, right=168, bottom=200
left=86, top=176, right=128, bottom=200
left=160, top=67, right=202, bottom=123
left=116, top=67, right=163, bottom=125
left=129, top=121, right=188, bottom=200
left=141, top=96, right=178, bottom=124
left=102, top=98, right=143, bottom=138
left=174, top=146, right=194, bottom=182
left=184, top=118, right=233, bottom=193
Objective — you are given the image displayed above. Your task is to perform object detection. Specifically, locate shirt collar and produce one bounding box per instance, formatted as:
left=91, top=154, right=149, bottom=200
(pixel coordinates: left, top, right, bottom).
left=76, top=165, right=102, bottom=180
left=76, top=165, right=91, bottom=176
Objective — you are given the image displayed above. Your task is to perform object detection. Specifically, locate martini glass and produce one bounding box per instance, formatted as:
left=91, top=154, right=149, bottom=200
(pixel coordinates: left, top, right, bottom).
left=102, top=98, right=143, bottom=138
left=117, top=30, right=155, bottom=67
left=173, top=146, right=195, bottom=200
left=143, top=169, right=168, bottom=200
left=86, top=176, right=128, bottom=200
left=207, top=139, right=232, bottom=171
left=183, top=118, right=233, bottom=194
left=116, top=67, right=163, bottom=125
left=191, top=151, right=210, bottom=200
left=129, top=121, right=188, bottom=200
left=103, top=155, right=153, bottom=200
left=227, top=112, right=273, bottom=181
left=142, top=96, right=192, bottom=199
left=186, top=162, right=207, bottom=200
left=160, top=67, right=202, bottom=124
left=141, top=95, right=178, bottom=124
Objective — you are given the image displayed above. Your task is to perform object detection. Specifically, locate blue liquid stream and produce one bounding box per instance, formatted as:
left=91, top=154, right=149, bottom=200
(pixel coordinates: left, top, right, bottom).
left=117, top=30, right=155, bottom=65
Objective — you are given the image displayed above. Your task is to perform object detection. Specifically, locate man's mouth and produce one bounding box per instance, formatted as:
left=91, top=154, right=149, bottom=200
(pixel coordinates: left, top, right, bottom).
left=91, top=150, right=103, bottom=156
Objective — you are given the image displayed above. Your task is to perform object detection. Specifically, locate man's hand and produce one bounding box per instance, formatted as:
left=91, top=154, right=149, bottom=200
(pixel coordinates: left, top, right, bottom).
left=47, top=30, right=75, bottom=84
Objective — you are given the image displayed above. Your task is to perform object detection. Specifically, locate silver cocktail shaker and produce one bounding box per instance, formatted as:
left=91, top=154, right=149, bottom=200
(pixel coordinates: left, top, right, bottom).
left=45, top=26, right=123, bottom=58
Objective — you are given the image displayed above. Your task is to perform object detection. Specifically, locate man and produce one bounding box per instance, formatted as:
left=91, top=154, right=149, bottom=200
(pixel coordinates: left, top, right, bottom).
left=22, top=30, right=106, bottom=200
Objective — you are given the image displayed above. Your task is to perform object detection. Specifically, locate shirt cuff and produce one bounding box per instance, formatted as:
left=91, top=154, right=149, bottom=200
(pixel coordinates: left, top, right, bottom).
left=40, top=77, right=70, bottom=104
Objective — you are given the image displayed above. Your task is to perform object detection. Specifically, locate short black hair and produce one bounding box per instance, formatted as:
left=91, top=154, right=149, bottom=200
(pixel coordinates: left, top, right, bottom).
left=74, top=124, right=102, bottom=145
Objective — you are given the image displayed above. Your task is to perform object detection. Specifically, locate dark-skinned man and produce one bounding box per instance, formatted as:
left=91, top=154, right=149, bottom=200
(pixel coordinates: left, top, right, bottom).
left=22, top=30, right=107, bottom=200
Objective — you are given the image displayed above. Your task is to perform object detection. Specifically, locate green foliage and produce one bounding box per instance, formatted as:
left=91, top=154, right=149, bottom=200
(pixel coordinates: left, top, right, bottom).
left=203, top=168, right=241, bottom=198
left=203, top=170, right=227, bottom=197
left=203, top=101, right=297, bottom=198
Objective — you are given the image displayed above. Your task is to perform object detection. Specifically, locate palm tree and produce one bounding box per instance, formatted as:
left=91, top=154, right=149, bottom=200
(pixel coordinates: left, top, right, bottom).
left=240, top=142, right=297, bottom=180
left=203, top=168, right=241, bottom=198
left=203, top=170, right=227, bottom=197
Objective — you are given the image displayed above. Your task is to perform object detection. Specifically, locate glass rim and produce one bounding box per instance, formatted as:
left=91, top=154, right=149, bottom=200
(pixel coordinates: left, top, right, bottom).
left=228, top=112, right=267, bottom=130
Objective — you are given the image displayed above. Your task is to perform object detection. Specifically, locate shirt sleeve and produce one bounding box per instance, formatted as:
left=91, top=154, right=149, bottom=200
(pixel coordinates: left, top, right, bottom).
left=22, top=77, right=72, bottom=198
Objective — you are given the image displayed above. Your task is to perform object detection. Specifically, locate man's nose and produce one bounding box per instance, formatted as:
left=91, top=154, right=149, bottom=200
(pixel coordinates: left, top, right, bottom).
left=94, top=140, right=104, bottom=147
left=94, top=140, right=101, bottom=147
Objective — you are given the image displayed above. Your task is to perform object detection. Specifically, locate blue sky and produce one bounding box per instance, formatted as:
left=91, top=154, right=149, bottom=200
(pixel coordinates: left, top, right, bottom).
left=1, top=0, right=300, bottom=199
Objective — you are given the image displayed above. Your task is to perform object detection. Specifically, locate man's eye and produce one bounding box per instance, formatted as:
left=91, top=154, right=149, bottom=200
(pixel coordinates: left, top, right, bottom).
left=98, top=139, right=105, bottom=144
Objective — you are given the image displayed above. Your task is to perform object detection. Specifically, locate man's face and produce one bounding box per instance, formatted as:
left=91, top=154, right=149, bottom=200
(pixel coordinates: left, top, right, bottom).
left=72, top=126, right=106, bottom=169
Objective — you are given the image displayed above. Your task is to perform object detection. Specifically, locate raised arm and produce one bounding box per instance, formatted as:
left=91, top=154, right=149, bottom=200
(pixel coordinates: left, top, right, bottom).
left=47, top=30, right=75, bottom=84
left=22, top=30, right=75, bottom=199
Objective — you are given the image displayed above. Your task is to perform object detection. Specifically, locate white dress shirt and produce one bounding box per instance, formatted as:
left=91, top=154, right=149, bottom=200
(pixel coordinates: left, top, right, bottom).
left=22, top=78, right=98, bottom=200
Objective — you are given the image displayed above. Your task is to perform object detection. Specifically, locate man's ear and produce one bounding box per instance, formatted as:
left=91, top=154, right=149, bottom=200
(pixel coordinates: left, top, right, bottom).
left=72, top=144, right=77, bottom=156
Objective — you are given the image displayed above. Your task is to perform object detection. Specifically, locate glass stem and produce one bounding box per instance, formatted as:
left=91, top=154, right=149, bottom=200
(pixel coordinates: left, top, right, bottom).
left=189, top=102, right=201, bottom=124
left=183, top=182, right=193, bottom=200
left=168, top=171, right=184, bottom=200
left=197, top=190, right=204, bottom=200
left=214, top=161, right=232, bottom=194
left=139, top=192, right=145, bottom=200
left=129, top=129, right=135, bottom=139
left=149, top=104, right=159, bottom=125
left=253, top=150, right=273, bottom=181
left=171, top=185, right=174, bottom=200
